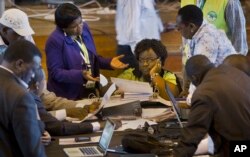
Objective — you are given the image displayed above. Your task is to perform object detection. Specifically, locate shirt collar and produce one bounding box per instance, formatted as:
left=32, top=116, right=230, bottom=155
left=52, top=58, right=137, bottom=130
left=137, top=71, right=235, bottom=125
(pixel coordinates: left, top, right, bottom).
left=0, top=65, right=29, bottom=89
left=192, top=20, right=207, bottom=40
left=18, top=78, right=29, bottom=89
left=0, top=65, right=14, bottom=74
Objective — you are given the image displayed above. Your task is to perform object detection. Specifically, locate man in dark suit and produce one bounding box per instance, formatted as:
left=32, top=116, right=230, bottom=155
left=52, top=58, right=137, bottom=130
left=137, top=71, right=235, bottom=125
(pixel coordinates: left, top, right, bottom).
left=28, top=67, right=122, bottom=136
left=0, top=40, right=46, bottom=157
left=174, top=55, right=250, bottom=157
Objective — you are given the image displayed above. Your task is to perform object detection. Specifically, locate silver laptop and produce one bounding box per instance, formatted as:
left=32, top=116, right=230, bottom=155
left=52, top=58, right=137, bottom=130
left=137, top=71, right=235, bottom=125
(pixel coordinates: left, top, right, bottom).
left=165, top=85, right=187, bottom=128
left=63, top=118, right=116, bottom=157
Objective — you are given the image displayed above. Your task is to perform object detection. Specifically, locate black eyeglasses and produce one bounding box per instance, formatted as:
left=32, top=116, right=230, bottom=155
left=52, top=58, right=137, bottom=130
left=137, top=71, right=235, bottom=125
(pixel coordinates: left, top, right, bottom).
left=138, top=57, right=158, bottom=64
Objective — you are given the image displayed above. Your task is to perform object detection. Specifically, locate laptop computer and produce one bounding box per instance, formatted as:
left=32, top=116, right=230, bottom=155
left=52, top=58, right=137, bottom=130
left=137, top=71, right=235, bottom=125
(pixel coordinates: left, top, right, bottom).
left=165, top=85, right=188, bottom=128
left=63, top=118, right=116, bottom=157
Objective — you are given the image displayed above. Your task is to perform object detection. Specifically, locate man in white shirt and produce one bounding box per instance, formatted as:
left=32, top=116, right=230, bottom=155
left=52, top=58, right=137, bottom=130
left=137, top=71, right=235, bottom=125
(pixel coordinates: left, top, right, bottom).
left=176, top=5, right=236, bottom=104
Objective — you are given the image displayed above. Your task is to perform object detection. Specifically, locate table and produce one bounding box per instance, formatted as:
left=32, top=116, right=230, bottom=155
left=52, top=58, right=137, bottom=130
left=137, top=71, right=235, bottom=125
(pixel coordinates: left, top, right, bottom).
left=45, top=131, right=131, bottom=157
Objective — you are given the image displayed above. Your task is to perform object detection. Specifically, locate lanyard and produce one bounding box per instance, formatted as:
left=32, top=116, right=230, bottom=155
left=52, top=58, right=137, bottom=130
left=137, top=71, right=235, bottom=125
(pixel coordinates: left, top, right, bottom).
left=75, top=36, right=90, bottom=65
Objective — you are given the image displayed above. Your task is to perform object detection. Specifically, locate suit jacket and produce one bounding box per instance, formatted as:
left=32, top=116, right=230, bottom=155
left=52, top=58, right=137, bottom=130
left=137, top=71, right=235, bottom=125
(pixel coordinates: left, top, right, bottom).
left=45, top=23, right=112, bottom=100
left=0, top=68, right=46, bottom=157
left=33, top=93, right=94, bottom=136
left=174, top=65, right=250, bottom=157
left=41, top=89, right=77, bottom=111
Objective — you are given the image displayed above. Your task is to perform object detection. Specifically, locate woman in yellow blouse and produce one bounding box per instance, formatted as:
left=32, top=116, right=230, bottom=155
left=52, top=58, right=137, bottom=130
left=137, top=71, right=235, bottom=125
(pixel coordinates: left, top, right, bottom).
left=118, top=39, right=182, bottom=100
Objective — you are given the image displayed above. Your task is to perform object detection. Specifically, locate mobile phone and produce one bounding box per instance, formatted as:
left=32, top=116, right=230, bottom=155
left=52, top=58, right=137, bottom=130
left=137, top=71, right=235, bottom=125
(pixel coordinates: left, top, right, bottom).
left=75, top=136, right=91, bottom=142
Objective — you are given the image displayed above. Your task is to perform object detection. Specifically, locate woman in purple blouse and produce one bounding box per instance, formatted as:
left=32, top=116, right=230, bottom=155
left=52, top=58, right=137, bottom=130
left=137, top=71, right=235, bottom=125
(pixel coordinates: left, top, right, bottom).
left=45, top=3, right=128, bottom=100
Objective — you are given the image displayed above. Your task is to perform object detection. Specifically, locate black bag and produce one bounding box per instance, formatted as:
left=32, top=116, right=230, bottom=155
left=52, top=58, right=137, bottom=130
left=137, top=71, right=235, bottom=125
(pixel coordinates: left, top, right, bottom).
left=121, top=122, right=180, bottom=156
left=121, top=132, right=175, bottom=156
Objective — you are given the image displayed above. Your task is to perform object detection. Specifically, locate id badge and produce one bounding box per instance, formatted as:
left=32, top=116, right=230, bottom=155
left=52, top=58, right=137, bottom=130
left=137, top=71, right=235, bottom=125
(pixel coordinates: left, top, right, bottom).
left=86, top=80, right=95, bottom=89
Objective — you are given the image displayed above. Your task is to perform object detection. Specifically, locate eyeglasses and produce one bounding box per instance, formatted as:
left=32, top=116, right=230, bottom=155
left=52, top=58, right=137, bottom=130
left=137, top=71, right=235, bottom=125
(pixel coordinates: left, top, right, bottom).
left=138, top=57, right=158, bottom=64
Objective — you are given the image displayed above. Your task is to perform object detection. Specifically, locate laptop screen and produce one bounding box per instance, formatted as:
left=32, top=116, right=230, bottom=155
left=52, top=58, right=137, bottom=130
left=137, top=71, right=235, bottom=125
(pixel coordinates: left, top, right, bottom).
left=165, top=85, right=184, bottom=128
left=99, top=119, right=116, bottom=153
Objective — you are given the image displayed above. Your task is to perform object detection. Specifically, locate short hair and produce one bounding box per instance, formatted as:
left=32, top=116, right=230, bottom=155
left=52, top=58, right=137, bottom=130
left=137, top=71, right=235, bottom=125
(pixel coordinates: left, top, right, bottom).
left=178, top=5, right=203, bottom=27
left=134, top=39, right=168, bottom=66
left=185, top=55, right=214, bottom=79
left=223, top=54, right=250, bottom=76
left=3, top=39, right=41, bottom=63
left=55, top=3, right=81, bottom=29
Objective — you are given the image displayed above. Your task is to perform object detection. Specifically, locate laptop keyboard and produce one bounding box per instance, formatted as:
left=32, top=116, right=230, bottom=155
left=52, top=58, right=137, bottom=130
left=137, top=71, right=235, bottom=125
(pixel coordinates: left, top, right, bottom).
left=80, top=147, right=101, bottom=155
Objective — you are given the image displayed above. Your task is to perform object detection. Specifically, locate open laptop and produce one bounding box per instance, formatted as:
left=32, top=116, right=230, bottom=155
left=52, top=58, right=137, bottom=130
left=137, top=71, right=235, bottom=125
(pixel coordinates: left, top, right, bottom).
left=165, top=85, right=188, bottom=128
left=63, top=118, right=116, bottom=157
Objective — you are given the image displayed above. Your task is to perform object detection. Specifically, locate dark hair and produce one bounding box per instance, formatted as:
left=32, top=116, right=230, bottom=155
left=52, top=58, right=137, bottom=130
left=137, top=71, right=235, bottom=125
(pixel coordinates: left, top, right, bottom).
left=55, top=3, right=81, bottom=29
left=133, top=39, right=168, bottom=77
left=178, top=5, right=203, bottom=27
left=134, top=39, right=168, bottom=66
left=3, top=39, right=41, bottom=63
left=185, top=55, right=214, bottom=80
left=223, top=54, right=250, bottom=76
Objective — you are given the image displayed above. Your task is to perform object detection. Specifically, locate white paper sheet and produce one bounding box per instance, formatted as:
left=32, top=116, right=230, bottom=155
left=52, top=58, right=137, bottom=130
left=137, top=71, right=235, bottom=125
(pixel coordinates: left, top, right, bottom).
left=100, top=74, right=108, bottom=86
left=142, top=108, right=170, bottom=119
left=104, top=96, right=140, bottom=108
left=111, top=77, right=153, bottom=94
left=195, top=135, right=214, bottom=155
left=116, top=118, right=157, bottom=131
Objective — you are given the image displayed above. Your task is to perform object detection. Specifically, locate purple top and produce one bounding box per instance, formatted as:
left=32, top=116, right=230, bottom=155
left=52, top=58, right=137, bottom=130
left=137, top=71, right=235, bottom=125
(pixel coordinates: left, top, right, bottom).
left=45, top=22, right=112, bottom=100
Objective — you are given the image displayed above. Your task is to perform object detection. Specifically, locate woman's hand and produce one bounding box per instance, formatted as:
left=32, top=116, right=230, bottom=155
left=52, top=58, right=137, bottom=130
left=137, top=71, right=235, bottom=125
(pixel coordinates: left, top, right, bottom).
left=82, top=70, right=100, bottom=82
left=110, top=55, right=129, bottom=69
left=150, top=59, right=161, bottom=76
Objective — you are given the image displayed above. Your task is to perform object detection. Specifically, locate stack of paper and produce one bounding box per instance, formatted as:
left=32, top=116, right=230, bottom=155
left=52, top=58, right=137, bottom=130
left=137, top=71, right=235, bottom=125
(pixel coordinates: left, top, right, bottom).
left=111, top=77, right=153, bottom=101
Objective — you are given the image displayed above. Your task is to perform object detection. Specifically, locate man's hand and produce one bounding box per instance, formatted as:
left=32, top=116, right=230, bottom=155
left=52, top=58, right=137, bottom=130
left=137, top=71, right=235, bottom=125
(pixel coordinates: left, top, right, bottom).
left=113, top=119, right=122, bottom=130
left=113, top=88, right=125, bottom=98
left=66, top=107, right=89, bottom=120
left=99, top=119, right=122, bottom=130
left=110, top=55, right=129, bottom=69
left=84, top=101, right=101, bottom=113
left=41, top=130, right=51, bottom=146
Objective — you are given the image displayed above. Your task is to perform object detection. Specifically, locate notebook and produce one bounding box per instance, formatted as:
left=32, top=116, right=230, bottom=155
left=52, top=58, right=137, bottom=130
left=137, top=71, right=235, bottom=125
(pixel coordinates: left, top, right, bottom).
left=165, top=85, right=187, bottom=128
left=63, top=118, right=116, bottom=157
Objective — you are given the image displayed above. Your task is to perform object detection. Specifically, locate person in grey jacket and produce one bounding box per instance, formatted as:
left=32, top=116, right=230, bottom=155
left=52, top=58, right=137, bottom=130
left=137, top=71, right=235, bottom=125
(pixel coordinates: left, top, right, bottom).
left=0, top=40, right=46, bottom=157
